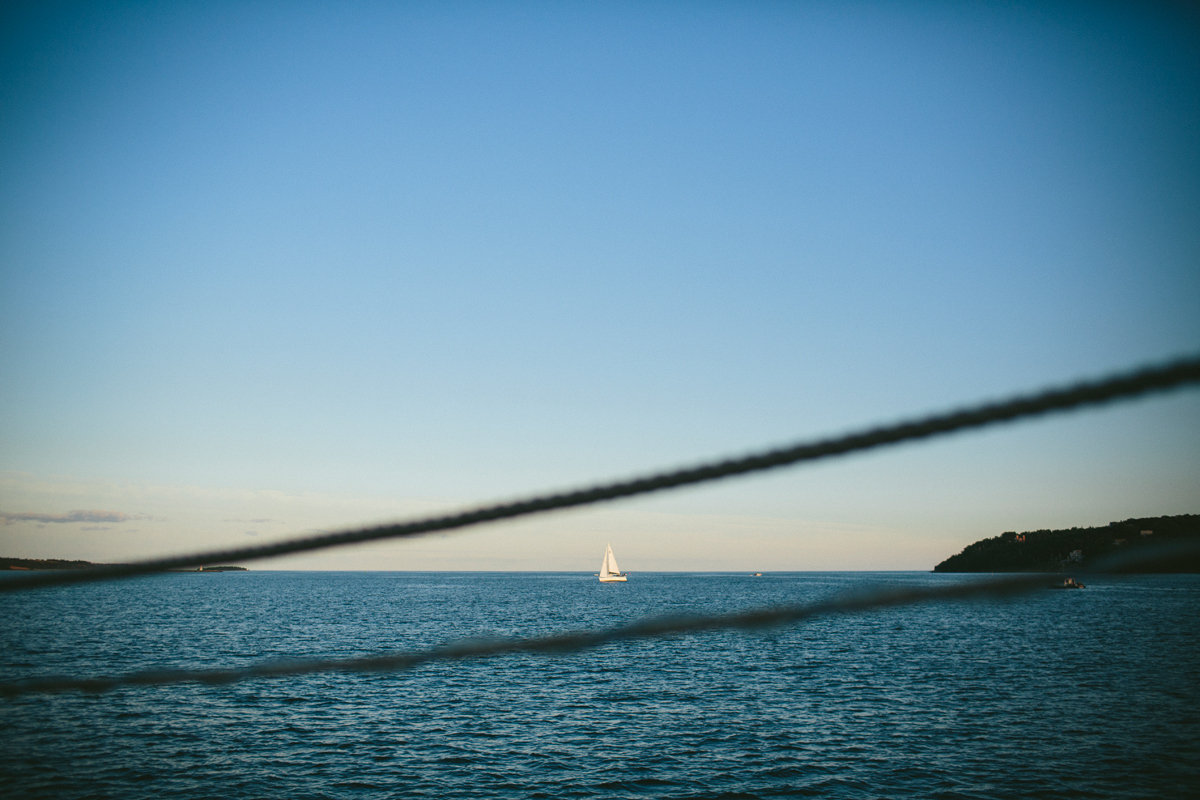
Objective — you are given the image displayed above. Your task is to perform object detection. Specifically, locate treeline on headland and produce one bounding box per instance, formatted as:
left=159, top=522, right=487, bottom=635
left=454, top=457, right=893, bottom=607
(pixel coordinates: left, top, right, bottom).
left=0, top=557, right=95, bottom=571
left=0, top=558, right=246, bottom=572
left=933, top=514, right=1200, bottom=573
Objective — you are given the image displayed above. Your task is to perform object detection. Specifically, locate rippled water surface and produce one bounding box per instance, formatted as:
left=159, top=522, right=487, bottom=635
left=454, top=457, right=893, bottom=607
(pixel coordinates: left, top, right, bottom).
left=2, top=571, right=1198, bottom=799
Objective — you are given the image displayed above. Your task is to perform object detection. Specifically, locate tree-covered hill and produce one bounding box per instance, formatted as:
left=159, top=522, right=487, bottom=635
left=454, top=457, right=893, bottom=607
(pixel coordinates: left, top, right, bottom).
left=0, top=557, right=96, bottom=571
left=1, top=558, right=246, bottom=572
left=933, top=514, right=1200, bottom=573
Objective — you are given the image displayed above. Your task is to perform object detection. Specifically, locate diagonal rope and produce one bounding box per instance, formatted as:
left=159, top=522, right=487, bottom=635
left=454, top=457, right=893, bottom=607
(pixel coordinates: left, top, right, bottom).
left=5, top=540, right=1194, bottom=699
left=2, top=353, right=1198, bottom=595
left=0, top=573, right=1049, bottom=697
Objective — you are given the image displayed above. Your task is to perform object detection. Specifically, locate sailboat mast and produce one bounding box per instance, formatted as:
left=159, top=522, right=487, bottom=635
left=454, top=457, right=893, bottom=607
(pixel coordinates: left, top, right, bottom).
left=597, top=543, right=628, bottom=582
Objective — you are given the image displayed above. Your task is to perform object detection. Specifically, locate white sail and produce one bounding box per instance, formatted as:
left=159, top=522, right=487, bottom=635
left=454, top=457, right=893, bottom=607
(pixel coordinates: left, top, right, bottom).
left=605, top=544, right=620, bottom=576
left=598, top=543, right=627, bottom=581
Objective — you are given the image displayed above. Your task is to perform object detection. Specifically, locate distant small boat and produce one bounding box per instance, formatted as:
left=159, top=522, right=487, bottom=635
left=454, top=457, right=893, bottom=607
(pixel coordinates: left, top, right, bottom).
left=1052, top=577, right=1085, bottom=589
left=598, top=543, right=627, bottom=582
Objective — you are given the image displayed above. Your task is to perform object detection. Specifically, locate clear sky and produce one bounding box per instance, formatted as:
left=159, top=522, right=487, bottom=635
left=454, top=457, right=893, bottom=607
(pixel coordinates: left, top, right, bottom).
left=2, top=1, right=1198, bottom=571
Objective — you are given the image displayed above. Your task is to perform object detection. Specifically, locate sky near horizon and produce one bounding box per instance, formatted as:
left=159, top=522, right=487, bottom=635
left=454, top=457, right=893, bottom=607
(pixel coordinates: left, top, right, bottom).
left=2, top=1, right=1198, bottom=572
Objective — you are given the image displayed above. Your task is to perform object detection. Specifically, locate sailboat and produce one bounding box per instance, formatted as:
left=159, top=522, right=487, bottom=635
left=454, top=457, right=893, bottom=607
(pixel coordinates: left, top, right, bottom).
left=598, top=543, right=628, bottom=582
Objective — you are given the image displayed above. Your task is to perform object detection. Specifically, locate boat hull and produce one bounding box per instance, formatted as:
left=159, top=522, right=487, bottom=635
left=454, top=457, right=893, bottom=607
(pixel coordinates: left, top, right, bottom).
left=598, top=543, right=627, bottom=582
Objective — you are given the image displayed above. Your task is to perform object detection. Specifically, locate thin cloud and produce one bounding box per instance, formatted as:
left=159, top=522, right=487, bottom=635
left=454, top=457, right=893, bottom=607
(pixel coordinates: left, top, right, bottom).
left=0, top=510, right=139, bottom=526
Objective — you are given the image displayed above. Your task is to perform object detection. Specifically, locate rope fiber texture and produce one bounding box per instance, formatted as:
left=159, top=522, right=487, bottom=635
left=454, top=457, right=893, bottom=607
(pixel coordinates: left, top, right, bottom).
left=0, top=574, right=1058, bottom=697
left=2, top=353, right=1198, bottom=596
left=3, top=541, right=1194, bottom=698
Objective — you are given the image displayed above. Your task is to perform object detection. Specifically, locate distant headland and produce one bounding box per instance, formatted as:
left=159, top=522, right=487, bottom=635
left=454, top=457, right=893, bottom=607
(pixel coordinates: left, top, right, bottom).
left=934, top=514, right=1200, bottom=573
left=0, top=558, right=246, bottom=572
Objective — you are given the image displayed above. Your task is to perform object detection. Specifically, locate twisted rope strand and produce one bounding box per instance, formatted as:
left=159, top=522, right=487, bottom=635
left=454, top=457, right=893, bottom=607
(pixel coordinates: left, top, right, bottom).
left=2, top=353, right=1197, bottom=595
left=0, top=572, right=1047, bottom=697
left=7, top=537, right=1193, bottom=699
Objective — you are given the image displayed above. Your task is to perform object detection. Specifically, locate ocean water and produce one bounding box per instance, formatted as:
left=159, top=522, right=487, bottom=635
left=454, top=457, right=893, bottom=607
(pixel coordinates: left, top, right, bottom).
left=1, top=571, right=1198, bottom=799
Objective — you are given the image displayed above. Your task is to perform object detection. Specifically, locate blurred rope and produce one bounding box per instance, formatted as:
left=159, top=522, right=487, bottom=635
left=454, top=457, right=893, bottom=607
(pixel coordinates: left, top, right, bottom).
left=4, top=541, right=1194, bottom=698
left=1, top=352, right=1198, bottom=595
left=0, top=573, right=1048, bottom=697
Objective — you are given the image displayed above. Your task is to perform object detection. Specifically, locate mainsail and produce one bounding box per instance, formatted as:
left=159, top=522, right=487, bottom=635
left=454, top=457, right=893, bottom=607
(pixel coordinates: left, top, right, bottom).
left=605, top=544, right=620, bottom=576
left=598, top=543, right=627, bottom=582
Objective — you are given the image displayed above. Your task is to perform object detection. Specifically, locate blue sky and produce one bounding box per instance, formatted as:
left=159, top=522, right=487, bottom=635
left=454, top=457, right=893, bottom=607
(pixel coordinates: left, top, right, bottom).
left=2, top=1, right=1198, bottom=570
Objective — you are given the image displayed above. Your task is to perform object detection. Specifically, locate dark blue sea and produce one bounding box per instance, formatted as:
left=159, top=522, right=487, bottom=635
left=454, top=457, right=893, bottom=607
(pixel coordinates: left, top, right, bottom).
left=2, top=571, right=1198, bottom=799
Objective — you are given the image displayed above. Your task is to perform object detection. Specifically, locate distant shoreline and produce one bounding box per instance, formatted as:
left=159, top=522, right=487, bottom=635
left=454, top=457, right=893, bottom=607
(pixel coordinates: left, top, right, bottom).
left=0, top=558, right=246, bottom=572
left=933, top=514, right=1199, bottom=573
